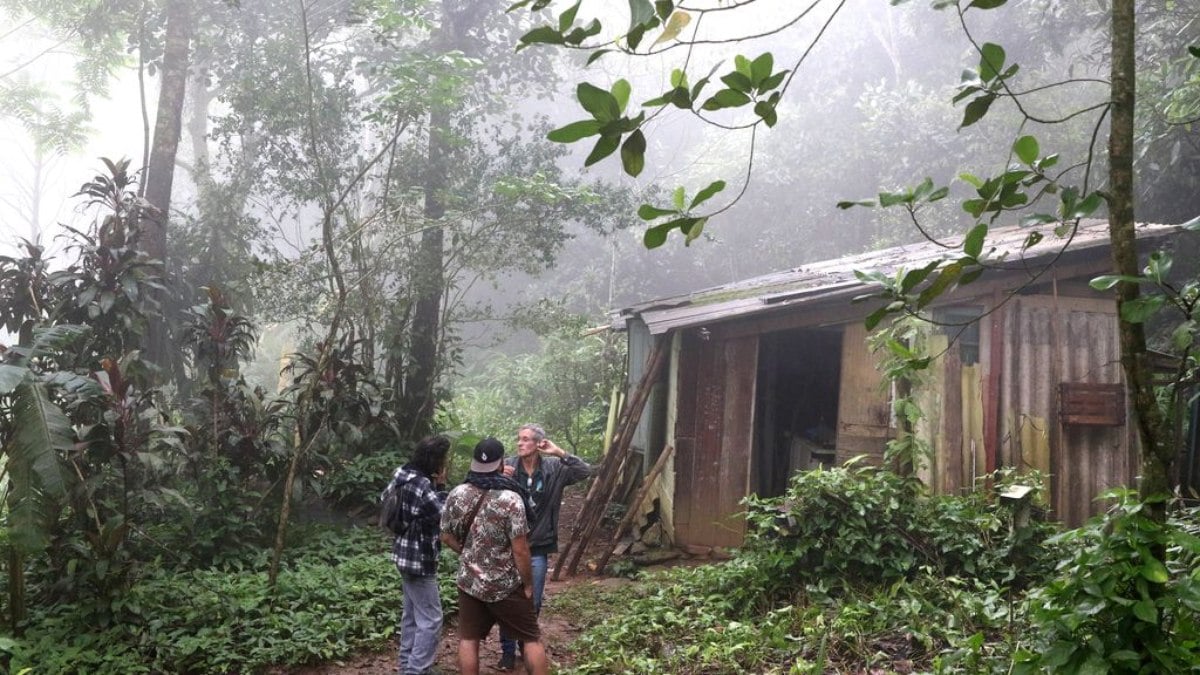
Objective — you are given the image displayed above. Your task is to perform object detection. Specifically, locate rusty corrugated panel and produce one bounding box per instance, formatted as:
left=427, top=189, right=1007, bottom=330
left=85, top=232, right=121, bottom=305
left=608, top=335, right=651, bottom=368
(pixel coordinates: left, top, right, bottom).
left=1002, top=295, right=1132, bottom=527
left=621, top=221, right=1180, bottom=335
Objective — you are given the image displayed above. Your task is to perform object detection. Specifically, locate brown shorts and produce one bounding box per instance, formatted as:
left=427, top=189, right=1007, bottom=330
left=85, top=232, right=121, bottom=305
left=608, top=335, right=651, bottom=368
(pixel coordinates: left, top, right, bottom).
left=457, top=587, right=541, bottom=643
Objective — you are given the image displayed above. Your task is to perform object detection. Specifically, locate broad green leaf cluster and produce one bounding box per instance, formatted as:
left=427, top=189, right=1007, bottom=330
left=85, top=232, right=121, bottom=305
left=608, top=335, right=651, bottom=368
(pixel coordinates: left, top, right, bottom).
left=562, top=469, right=1200, bottom=674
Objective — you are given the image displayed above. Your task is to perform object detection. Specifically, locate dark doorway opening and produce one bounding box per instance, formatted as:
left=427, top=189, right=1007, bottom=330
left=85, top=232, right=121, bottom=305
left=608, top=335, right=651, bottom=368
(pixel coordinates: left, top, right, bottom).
left=753, top=327, right=843, bottom=498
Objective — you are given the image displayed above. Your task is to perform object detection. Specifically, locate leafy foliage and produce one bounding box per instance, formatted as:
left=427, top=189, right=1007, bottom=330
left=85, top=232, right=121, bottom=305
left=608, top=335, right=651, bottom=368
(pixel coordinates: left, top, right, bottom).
left=446, top=309, right=624, bottom=457
left=4, top=525, right=450, bottom=674
left=1012, top=495, right=1200, bottom=674
left=565, top=470, right=1200, bottom=674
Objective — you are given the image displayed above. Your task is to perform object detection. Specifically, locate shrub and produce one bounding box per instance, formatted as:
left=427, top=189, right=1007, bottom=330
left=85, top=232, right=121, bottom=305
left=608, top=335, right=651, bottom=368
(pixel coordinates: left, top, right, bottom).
left=566, top=465, right=1059, bottom=673
left=1011, top=494, right=1200, bottom=674
left=3, top=525, right=450, bottom=674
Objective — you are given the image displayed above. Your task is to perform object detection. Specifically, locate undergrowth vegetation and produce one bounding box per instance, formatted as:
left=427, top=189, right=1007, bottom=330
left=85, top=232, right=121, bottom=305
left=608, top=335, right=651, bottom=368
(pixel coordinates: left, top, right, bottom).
left=560, top=466, right=1200, bottom=674
left=2, top=526, right=458, bottom=674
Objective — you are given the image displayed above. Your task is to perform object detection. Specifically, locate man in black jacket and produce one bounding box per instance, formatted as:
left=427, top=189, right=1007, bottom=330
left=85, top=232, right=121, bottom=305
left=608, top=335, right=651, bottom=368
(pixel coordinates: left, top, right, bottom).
left=495, top=423, right=592, bottom=670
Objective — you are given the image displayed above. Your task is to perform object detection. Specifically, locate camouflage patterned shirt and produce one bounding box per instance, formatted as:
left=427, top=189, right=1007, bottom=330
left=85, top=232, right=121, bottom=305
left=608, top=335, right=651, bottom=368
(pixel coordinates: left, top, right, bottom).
left=441, top=483, right=529, bottom=603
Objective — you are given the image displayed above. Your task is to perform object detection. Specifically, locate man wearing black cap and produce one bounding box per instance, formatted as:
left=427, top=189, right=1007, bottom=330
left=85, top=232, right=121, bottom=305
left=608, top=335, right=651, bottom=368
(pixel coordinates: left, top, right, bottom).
left=440, top=438, right=548, bottom=675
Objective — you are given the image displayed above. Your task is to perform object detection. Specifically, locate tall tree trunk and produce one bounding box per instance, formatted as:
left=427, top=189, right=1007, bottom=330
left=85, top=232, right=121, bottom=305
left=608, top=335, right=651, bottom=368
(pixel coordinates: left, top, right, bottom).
left=407, top=105, right=449, bottom=440
left=141, top=0, right=191, bottom=367
left=1109, top=0, right=1171, bottom=518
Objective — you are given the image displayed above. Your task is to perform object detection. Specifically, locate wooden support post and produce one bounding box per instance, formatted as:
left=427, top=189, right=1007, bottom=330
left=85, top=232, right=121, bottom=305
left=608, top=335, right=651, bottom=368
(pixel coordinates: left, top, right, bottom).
left=595, top=445, right=674, bottom=574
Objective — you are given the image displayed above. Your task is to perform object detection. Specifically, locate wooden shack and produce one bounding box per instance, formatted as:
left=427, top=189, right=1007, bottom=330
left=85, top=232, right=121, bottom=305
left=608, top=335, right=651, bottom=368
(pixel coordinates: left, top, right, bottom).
left=613, top=220, right=1186, bottom=548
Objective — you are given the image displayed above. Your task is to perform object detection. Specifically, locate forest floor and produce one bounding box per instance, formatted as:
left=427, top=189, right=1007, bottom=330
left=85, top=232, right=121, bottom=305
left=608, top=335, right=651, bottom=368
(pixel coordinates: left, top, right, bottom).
left=277, top=482, right=659, bottom=674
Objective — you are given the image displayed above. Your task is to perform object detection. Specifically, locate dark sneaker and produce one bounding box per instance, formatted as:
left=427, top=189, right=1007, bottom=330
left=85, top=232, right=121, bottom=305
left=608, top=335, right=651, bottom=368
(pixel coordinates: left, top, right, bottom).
left=496, top=652, right=517, bottom=671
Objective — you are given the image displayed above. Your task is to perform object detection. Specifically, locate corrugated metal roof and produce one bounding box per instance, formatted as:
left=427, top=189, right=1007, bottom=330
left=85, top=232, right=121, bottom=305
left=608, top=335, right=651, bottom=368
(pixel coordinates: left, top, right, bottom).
left=614, top=220, right=1181, bottom=335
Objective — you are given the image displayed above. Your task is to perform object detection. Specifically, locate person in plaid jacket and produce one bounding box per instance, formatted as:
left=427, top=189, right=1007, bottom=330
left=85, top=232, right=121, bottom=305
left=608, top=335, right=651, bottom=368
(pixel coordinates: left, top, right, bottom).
left=384, top=435, right=451, bottom=675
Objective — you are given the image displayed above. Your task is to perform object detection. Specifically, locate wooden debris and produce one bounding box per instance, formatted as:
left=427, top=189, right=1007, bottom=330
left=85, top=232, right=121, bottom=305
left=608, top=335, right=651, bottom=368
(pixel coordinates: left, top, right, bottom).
left=594, top=444, right=675, bottom=574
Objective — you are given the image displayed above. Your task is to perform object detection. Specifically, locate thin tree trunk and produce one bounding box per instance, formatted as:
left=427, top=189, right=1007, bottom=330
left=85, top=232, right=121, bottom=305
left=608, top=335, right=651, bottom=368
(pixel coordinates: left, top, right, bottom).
left=8, top=547, right=23, bottom=635
left=1109, top=0, right=1170, bottom=516
left=269, top=0, right=351, bottom=587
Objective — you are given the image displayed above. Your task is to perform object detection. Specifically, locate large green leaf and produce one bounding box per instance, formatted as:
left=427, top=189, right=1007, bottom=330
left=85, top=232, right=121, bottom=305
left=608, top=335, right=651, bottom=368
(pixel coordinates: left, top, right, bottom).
left=701, top=89, right=752, bottom=110
left=1013, top=135, right=1039, bottom=164
left=547, top=119, right=602, bottom=143
left=960, top=93, right=996, bottom=128
left=628, top=0, right=655, bottom=33
left=689, top=180, right=726, bottom=209
left=638, top=203, right=678, bottom=220
left=6, top=381, right=73, bottom=554
left=584, top=134, right=620, bottom=166
left=644, top=224, right=669, bottom=249
left=1119, top=295, right=1166, bottom=324
left=0, top=364, right=28, bottom=395
left=611, top=79, right=632, bottom=113
left=577, top=82, right=620, bottom=122
left=518, top=26, right=565, bottom=49
left=1090, top=274, right=1145, bottom=291
left=720, top=71, right=754, bottom=94
left=979, top=43, right=1006, bottom=81
left=917, top=262, right=963, bottom=308
left=620, top=129, right=646, bottom=177
left=750, top=52, right=774, bottom=87
left=1140, top=557, right=1170, bottom=583
left=558, top=0, right=582, bottom=31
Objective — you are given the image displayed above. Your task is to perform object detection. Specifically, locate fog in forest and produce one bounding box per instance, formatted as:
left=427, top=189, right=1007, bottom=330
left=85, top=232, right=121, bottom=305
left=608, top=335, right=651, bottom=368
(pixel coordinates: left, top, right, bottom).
left=0, top=0, right=1194, bottom=383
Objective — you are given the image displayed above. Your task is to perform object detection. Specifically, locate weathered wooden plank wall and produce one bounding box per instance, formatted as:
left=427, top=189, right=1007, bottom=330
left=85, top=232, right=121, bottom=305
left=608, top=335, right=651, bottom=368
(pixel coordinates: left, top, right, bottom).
left=835, top=322, right=893, bottom=465
left=672, top=329, right=755, bottom=547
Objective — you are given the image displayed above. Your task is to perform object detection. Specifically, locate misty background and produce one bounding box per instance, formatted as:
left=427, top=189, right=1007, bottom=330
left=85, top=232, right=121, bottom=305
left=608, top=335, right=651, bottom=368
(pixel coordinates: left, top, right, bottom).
left=1, top=0, right=1196, bottom=390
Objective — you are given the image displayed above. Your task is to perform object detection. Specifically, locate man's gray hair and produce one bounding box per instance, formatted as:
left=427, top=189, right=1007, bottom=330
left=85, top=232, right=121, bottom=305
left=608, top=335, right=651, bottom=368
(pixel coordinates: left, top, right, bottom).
left=519, top=423, right=546, bottom=442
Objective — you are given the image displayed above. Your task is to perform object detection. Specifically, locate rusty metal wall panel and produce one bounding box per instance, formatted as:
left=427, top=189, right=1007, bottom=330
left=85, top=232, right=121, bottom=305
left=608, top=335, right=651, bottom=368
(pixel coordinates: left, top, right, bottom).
left=672, top=331, right=702, bottom=543
left=627, top=319, right=655, bottom=454
left=717, top=336, right=756, bottom=546
left=1001, top=295, right=1133, bottom=527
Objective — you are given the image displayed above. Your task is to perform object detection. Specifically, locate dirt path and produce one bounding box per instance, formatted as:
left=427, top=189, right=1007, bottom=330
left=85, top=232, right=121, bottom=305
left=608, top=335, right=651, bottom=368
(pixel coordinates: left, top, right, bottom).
left=286, top=575, right=593, bottom=674
left=282, top=483, right=618, bottom=674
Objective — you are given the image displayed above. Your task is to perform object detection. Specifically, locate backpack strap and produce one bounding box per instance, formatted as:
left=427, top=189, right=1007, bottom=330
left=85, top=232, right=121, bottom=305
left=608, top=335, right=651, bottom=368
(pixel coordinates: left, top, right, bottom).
left=461, top=488, right=490, bottom=547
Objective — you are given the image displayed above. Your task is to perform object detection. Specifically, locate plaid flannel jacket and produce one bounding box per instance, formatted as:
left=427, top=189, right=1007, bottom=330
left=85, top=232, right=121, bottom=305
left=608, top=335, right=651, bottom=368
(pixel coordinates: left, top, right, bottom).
left=384, top=465, right=447, bottom=577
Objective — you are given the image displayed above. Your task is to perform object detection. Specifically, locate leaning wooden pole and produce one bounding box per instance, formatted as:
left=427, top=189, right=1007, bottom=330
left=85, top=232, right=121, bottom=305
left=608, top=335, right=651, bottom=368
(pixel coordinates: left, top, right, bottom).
left=594, top=444, right=675, bottom=575
left=553, top=340, right=667, bottom=579
left=559, top=342, right=665, bottom=577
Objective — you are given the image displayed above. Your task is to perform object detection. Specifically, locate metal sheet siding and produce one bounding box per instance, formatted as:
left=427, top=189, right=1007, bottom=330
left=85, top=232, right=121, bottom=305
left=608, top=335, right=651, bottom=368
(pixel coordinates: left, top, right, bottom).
left=1000, top=295, right=1134, bottom=527
left=627, top=319, right=654, bottom=454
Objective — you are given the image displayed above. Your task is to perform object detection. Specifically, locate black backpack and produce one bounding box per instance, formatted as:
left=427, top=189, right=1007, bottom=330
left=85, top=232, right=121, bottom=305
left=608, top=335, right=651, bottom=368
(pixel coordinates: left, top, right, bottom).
left=380, top=477, right=405, bottom=535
